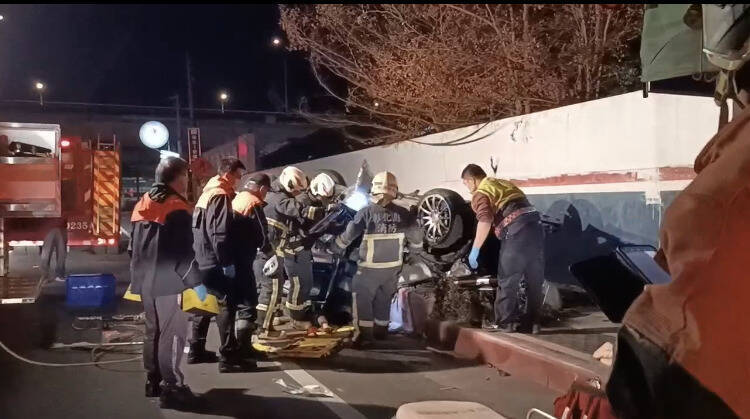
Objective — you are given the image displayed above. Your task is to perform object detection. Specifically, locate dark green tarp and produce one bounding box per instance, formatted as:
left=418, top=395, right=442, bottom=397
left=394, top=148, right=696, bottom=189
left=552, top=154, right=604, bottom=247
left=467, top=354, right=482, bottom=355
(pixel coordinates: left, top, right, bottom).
left=640, top=4, right=718, bottom=82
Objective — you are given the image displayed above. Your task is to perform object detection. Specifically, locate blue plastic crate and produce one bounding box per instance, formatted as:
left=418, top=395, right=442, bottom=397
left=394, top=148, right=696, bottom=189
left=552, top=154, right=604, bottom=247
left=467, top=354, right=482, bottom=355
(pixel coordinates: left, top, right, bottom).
left=66, top=274, right=116, bottom=308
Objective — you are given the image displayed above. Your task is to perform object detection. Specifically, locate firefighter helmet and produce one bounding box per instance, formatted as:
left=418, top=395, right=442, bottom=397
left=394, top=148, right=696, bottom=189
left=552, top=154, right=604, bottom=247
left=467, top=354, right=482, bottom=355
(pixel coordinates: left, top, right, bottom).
left=310, top=173, right=336, bottom=198
left=371, top=171, right=398, bottom=198
left=279, top=166, right=308, bottom=194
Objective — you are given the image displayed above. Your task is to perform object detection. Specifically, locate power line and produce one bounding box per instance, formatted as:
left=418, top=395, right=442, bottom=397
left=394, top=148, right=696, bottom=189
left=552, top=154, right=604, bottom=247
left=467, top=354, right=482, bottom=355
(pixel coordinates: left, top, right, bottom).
left=0, top=99, right=296, bottom=116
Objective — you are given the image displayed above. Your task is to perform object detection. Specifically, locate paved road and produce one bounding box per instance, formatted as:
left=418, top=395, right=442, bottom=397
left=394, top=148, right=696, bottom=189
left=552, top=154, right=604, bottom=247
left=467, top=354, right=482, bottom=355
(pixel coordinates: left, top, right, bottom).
left=0, top=249, right=559, bottom=419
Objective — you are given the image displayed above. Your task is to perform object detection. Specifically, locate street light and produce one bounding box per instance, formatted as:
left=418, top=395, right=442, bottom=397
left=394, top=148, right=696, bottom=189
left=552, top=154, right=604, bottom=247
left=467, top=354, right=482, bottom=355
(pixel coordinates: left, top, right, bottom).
left=219, top=91, right=228, bottom=114
left=271, top=37, right=288, bottom=113
left=35, top=81, right=45, bottom=106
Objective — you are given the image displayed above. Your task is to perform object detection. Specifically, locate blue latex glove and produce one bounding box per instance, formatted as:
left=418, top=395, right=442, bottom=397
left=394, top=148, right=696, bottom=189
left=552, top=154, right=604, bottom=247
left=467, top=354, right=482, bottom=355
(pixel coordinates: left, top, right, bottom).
left=468, top=247, right=480, bottom=270
left=193, top=284, right=208, bottom=302
left=222, top=265, right=236, bottom=279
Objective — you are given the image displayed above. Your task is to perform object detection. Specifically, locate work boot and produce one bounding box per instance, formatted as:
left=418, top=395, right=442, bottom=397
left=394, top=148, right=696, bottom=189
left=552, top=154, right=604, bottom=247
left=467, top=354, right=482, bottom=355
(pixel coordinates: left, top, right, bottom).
left=187, top=342, right=218, bottom=365
left=159, top=385, right=205, bottom=412
left=373, top=325, right=388, bottom=341
left=352, top=326, right=375, bottom=350
left=218, top=356, right=258, bottom=373
left=145, top=373, right=162, bottom=398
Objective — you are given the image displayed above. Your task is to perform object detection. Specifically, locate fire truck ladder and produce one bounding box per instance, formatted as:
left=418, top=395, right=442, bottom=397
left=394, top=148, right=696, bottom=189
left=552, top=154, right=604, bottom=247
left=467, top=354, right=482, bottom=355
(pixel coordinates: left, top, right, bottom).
left=92, top=135, right=120, bottom=245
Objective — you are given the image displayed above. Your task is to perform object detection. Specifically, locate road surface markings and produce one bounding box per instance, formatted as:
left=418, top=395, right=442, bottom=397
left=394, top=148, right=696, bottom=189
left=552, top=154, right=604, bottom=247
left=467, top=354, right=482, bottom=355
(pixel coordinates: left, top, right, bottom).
left=283, top=368, right=368, bottom=419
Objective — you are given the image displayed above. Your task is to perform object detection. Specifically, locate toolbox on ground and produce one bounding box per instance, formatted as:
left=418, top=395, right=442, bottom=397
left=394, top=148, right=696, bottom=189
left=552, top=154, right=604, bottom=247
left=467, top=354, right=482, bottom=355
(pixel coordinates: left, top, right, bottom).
left=66, top=274, right=117, bottom=308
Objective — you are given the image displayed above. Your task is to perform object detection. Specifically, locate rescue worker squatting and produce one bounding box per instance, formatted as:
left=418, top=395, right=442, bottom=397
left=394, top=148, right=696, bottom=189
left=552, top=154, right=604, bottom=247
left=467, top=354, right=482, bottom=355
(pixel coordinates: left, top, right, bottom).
left=462, top=164, right=544, bottom=334
left=331, top=171, right=424, bottom=346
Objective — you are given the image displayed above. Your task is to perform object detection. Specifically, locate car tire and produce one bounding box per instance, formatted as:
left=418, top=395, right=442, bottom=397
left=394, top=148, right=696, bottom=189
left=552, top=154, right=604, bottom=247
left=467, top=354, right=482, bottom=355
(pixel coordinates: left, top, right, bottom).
left=418, top=189, right=472, bottom=251
left=316, top=169, right=347, bottom=187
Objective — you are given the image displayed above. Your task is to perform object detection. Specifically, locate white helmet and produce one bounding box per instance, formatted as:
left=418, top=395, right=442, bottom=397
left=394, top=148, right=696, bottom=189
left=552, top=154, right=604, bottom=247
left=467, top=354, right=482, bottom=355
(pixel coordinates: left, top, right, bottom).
left=371, top=171, right=398, bottom=198
left=310, top=173, right=336, bottom=198
left=279, top=166, right=308, bottom=194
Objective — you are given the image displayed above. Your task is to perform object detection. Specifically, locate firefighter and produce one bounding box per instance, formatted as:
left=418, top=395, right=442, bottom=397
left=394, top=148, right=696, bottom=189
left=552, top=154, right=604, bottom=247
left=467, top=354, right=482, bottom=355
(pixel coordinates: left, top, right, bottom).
left=129, top=156, right=205, bottom=410
left=606, top=6, right=750, bottom=418
left=308, top=172, right=341, bottom=210
left=461, top=164, right=543, bottom=334
left=228, top=173, right=271, bottom=358
left=256, top=166, right=318, bottom=333
left=188, top=157, right=255, bottom=373
left=330, top=171, right=424, bottom=346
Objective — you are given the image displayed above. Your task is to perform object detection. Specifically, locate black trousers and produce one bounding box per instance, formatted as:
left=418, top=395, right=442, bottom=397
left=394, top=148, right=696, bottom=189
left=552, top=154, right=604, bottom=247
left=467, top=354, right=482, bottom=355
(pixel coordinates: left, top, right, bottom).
left=189, top=267, right=242, bottom=361
left=495, top=220, right=544, bottom=328
left=40, top=227, right=66, bottom=280
left=282, top=250, right=314, bottom=321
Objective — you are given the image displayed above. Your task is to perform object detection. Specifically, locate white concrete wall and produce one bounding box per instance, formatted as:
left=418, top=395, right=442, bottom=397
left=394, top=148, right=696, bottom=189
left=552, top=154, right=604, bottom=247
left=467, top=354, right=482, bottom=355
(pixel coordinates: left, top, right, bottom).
left=260, top=92, right=719, bottom=200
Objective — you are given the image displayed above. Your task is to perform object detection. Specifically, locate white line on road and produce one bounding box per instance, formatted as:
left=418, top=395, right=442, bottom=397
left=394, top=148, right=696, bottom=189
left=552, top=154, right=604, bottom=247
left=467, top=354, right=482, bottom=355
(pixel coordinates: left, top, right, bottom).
left=284, top=368, right=368, bottom=419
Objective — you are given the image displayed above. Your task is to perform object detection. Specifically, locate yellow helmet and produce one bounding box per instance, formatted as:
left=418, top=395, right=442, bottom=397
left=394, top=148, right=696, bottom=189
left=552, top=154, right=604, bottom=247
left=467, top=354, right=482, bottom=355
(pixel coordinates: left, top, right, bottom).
left=279, top=166, right=308, bottom=194
left=371, top=171, right=398, bottom=198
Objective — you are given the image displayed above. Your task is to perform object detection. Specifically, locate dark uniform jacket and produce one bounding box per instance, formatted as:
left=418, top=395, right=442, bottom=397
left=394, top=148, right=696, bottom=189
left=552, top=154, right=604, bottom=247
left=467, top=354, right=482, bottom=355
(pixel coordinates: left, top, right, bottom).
left=334, top=201, right=424, bottom=269
left=129, top=184, right=201, bottom=297
left=193, top=175, right=235, bottom=270
left=230, top=190, right=269, bottom=264
left=263, top=180, right=320, bottom=257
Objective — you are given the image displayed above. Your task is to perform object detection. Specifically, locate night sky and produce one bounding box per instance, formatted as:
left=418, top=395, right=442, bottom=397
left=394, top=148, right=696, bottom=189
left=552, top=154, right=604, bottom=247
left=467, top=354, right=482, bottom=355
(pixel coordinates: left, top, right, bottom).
left=0, top=4, right=321, bottom=111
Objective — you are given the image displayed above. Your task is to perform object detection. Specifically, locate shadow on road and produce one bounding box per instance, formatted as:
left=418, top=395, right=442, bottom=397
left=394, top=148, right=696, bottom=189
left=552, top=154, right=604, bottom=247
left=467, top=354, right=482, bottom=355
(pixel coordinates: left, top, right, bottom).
left=193, top=388, right=396, bottom=419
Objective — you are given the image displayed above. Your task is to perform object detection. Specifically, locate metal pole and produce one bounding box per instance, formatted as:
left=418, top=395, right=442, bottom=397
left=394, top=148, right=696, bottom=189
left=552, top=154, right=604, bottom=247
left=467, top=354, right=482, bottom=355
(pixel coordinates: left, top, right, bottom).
left=39, top=93, right=44, bottom=107
left=283, top=57, right=288, bottom=113
left=186, top=53, right=195, bottom=126
left=175, top=95, right=182, bottom=156
left=221, top=102, right=225, bottom=114
left=0, top=218, right=8, bottom=277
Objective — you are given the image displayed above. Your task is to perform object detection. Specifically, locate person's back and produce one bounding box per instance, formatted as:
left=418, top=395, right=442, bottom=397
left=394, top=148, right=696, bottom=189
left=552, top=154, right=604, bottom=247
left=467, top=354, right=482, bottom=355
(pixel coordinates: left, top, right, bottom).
left=128, top=156, right=205, bottom=410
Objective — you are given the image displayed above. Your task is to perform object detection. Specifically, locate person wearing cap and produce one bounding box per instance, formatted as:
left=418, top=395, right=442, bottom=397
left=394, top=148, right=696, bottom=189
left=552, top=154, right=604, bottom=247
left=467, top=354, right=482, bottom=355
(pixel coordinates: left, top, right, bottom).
left=330, top=171, right=424, bottom=347
left=257, top=166, right=318, bottom=332
left=227, top=173, right=271, bottom=360
left=129, top=156, right=206, bottom=410
left=188, top=157, right=254, bottom=373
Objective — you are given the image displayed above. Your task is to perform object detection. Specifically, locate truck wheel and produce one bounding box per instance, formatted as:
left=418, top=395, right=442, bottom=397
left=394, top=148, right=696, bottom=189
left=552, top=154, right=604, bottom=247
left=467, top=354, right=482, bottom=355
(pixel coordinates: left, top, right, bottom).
left=418, top=189, right=472, bottom=250
left=316, top=169, right=347, bottom=187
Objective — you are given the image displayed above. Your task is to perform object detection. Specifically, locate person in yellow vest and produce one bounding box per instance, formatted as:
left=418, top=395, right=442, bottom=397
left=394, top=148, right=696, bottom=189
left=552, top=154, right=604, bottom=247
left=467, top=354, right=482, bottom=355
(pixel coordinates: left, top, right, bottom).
left=461, top=164, right=543, bottom=333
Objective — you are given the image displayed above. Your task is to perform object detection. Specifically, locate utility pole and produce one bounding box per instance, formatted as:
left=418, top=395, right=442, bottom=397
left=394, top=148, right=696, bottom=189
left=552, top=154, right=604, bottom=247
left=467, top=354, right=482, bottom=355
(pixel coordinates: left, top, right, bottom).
left=186, top=53, right=195, bottom=126
left=171, top=94, right=181, bottom=155
left=283, top=57, right=288, bottom=113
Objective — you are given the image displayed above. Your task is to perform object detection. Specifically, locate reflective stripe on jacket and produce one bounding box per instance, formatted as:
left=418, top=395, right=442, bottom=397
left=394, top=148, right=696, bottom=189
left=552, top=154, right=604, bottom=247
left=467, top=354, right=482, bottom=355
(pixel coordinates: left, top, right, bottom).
left=335, top=202, right=423, bottom=269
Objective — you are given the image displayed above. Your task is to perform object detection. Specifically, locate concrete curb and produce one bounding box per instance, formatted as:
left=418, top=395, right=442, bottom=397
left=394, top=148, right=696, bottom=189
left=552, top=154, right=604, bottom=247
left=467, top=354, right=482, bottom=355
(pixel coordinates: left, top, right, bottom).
left=425, top=320, right=611, bottom=394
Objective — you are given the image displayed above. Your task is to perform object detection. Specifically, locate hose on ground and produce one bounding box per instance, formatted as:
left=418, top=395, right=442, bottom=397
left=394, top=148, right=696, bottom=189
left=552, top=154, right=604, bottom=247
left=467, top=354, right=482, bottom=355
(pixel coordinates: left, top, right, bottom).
left=0, top=339, right=142, bottom=367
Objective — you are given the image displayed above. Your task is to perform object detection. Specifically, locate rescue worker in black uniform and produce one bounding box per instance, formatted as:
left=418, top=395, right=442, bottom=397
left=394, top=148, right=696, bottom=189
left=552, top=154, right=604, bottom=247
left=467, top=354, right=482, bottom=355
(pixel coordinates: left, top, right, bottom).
left=228, top=173, right=271, bottom=357
left=188, top=158, right=255, bottom=373
left=330, top=171, right=424, bottom=346
left=129, top=156, right=206, bottom=410
left=256, top=166, right=320, bottom=333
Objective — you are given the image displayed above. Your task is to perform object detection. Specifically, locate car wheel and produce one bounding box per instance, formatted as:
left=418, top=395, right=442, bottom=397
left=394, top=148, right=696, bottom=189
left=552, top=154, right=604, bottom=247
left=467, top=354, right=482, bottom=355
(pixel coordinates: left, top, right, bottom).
left=418, top=189, right=472, bottom=251
left=316, top=169, right=347, bottom=187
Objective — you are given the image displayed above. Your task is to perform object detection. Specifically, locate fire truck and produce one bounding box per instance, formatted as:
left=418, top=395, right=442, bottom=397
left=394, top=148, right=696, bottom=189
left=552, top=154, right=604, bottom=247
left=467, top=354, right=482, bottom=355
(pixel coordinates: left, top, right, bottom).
left=0, top=122, right=121, bottom=303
